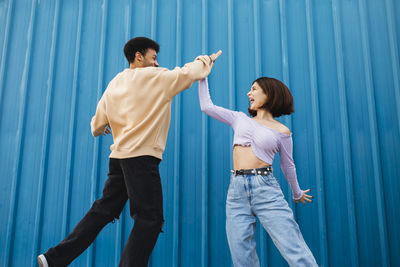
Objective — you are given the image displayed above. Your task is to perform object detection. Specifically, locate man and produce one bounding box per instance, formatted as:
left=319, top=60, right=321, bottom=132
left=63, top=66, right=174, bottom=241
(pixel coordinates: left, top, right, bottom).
left=38, top=37, right=221, bottom=267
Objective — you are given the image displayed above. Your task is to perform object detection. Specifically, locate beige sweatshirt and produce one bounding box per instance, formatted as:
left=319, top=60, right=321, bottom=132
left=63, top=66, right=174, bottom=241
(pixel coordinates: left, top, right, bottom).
left=90, top=56, right=213, bottom=159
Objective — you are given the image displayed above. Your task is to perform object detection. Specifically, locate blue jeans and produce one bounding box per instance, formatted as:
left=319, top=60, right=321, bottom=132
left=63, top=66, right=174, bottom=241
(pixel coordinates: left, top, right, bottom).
left=226, top=172, right=318, bottom=267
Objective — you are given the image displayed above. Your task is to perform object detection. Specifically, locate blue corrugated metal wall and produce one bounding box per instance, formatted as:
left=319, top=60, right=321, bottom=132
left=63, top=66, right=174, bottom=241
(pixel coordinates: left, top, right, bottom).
left=0, top=0, right=399, bottom=266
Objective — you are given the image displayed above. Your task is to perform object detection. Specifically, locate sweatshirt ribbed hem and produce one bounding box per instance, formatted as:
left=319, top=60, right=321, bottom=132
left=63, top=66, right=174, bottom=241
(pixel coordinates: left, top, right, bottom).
left=109, top=145, right=164, bottom=160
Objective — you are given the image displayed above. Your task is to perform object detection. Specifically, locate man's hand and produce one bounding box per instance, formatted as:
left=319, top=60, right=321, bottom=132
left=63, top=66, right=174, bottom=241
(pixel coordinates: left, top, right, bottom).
left=294, top=189, right=313, bottom=204
left=103, top=125, right=111, bottom=135
left=208, top=50, right=222, bottom=66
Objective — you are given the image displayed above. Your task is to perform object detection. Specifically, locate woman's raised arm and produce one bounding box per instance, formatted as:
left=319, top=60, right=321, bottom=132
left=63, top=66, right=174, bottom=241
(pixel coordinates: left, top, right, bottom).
left=198, top=78, right=239, bottom=126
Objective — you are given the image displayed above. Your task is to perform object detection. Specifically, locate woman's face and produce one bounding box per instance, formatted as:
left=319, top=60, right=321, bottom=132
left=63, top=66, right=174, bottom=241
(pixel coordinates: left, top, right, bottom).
left=247, top=82, right=267, bottom=110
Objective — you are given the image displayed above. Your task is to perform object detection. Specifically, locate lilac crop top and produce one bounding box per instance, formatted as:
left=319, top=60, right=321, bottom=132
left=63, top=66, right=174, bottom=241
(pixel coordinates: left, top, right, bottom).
left=198, top=78, right=303, bottom=200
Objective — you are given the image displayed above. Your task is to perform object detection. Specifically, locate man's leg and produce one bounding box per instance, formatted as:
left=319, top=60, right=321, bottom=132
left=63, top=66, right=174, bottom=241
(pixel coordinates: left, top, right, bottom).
left=119, top=156, right=164, bottom=267
left=44, top=158, right=128, bottom=267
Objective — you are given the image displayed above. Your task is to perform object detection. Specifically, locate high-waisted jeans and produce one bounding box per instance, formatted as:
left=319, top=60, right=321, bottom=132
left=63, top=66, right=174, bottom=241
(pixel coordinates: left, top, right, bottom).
left=226, top=172, right=318, bottom=267
left=45, top=156, right=164, bottom=267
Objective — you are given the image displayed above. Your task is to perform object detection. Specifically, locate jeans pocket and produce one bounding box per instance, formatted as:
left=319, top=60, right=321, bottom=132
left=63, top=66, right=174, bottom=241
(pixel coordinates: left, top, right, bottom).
left=259, top=175, right=280, bottom=188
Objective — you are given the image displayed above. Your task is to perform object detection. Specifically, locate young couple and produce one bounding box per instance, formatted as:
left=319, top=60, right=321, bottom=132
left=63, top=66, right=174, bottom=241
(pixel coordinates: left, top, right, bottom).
left=38, top=37, right=317, bottom=267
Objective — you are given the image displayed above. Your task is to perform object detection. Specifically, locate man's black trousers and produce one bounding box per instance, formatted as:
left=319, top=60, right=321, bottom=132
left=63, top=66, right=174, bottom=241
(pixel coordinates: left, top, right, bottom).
left=45, top=156, right=164, bottom=267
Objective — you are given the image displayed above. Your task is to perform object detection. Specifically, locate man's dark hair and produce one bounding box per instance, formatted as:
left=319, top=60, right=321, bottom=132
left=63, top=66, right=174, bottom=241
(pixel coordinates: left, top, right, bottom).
left=248, top=77, right=294, bottom=118
left=123, top=37, right=160, bottom=64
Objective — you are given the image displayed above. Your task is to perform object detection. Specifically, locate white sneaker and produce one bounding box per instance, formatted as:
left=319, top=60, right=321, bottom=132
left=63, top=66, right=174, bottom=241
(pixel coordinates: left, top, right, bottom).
left=37, top=254, right=49, bottom=267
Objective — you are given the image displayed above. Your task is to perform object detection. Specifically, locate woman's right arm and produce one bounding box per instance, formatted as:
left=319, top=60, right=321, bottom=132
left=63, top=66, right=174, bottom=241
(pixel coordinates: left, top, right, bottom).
left=198, top=78, right=238, bottom=126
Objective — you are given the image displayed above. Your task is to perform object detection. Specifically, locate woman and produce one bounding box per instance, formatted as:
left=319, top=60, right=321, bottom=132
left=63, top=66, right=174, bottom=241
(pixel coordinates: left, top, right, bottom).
left=198, top=77, right=317, bottom=267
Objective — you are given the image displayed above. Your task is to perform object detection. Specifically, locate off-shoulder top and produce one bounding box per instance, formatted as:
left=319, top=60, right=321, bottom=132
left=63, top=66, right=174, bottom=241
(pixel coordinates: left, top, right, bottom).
left=198, top=78, right=303, bottom=200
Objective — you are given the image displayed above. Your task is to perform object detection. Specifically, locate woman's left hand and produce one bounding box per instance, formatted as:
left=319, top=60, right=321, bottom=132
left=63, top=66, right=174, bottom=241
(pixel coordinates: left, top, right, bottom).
left=295, top=189, right=313, bottom=204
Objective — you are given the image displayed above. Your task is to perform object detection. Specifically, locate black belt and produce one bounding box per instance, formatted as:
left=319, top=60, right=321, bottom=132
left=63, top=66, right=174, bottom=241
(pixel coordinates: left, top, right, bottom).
left=231, top=166, right=272, bottom=176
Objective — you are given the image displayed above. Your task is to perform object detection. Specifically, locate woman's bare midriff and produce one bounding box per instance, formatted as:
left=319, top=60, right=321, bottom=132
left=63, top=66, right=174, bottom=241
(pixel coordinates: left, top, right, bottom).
left=233, top=145, right=271, bottom=170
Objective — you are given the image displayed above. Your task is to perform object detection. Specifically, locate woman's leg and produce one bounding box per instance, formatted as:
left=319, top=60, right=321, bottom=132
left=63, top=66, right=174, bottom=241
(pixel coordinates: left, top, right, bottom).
left=252, top=174, right=318, bottom=267
left=226, top=175, right=260, bottom=267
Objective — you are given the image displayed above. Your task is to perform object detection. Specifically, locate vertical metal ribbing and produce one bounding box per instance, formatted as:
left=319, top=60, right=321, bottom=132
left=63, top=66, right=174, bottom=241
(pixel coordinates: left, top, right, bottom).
left=0, top=3, right=14, bottom=264
left=0, top=0, right=14, bottom=112
left=253, top=0, right=261, bottom=78
left=4, top=1, right=37, bottom=266
left=200, top=1, right=209, bottom=267
left=358, top=0, right=389, bottom=265
left=172, top=0, right=182, bottom=265
left=253, top=0, right=268, bottom=265
left=304, top=1, right=328, bottom=266
left=331, top=1, right=360, bottom=266
left=385, top=0, right=400, bottom=133
left=384, top=2, right=400, bottom=265
left=151, top=0, right=157, bottom=40
left=227, top=0, right=235, bottom=170
left=61, top=0, right=83, bottom=241
left=31, top=1, right=60, bottom=265
left=126, top=0, right=132, bottom=39
left=227, top=2, right=235, bottom=266
left=87, top=1, right=108, bottom=266
left=227, top=1, right=236, bottom=264
left=278, top=0, right=295, bottom=215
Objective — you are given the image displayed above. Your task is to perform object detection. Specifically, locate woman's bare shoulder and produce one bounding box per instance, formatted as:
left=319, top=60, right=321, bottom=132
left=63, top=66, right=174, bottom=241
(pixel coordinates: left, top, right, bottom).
left=273, top=121, right=291, bottom=135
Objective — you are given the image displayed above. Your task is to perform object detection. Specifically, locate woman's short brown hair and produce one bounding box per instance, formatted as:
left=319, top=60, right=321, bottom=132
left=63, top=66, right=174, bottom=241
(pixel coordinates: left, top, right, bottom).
left=248, top=77, right=294, bottom=118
